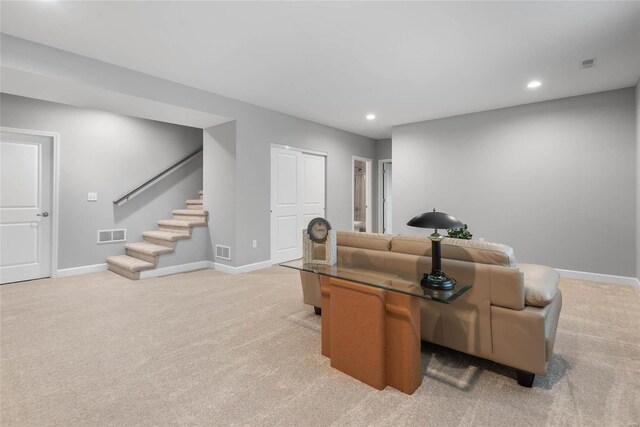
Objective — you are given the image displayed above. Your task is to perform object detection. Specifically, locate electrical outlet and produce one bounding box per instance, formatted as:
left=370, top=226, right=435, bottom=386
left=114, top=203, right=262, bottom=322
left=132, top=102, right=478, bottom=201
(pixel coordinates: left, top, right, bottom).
left=252, top=240, right=257, bottom=248
left=87, top=192, right=98, bottom=202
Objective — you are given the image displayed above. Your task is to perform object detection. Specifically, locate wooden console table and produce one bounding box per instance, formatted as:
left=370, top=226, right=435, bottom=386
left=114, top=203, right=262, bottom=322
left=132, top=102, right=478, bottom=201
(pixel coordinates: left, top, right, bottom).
left=281, top=260, right=471, bottom=395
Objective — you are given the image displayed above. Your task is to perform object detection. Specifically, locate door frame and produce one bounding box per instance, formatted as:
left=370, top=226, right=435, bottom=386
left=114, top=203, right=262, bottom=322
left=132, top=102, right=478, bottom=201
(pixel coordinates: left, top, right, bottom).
left=352, top=156, right=372, bottom=233
left=270, top=143, right=327, bottom=264
left=1, top=126, right=60, bottom=279
left=377, top=158, right=392, bottom=234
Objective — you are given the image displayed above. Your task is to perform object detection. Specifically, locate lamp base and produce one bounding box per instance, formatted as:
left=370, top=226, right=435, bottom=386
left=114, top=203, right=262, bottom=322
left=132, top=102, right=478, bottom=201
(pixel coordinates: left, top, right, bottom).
left=420, top=273, right=456, bottom=290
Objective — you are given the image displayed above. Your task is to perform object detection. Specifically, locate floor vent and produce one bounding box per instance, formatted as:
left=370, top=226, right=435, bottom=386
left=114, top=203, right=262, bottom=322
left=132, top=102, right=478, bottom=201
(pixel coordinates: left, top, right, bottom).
left=216, top=245, right=231, bottom=260
left=98, top=229, right=127, bottom=244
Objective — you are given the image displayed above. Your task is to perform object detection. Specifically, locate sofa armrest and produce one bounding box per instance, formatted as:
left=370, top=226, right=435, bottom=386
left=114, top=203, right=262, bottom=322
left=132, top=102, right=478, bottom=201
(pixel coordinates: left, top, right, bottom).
left=490, top=290, right=562, bottom=375
left=518, top=263, right=560, bottom=307
left=489, top=266, right=525, bottom=310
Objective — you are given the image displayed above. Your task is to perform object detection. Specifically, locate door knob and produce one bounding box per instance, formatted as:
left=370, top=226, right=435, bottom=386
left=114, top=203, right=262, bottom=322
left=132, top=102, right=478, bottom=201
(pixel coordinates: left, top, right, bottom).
left=37, top=212, right=49, bottom=217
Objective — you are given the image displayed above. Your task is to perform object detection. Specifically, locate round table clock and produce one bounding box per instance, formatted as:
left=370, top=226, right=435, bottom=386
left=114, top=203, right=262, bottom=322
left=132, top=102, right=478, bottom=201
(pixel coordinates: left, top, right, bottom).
left=307, top=217, right=331, bottom=243
left=303, top=217, right=337, bottom=266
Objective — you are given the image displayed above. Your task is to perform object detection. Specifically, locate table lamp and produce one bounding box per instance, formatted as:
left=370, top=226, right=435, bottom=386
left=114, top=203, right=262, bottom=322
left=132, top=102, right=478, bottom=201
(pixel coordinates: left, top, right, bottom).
left=407, top=208, right=463, bottom=290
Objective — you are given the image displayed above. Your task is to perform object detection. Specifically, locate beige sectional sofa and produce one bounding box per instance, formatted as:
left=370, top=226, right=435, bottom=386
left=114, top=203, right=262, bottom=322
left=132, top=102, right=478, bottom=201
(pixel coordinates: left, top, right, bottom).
left=299, top=231, right=562, bottom=387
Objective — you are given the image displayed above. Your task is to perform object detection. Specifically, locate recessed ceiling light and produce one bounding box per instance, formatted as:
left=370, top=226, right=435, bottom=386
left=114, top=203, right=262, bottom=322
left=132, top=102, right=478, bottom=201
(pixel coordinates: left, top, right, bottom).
left=366, top=114, right=376, bottom=120
left=527, top=80, right=542, bottom=89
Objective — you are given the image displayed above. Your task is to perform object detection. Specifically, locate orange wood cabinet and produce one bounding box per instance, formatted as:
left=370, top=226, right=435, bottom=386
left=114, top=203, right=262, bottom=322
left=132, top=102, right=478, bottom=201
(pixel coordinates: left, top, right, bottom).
left=320, top=276, right=422, bottom=394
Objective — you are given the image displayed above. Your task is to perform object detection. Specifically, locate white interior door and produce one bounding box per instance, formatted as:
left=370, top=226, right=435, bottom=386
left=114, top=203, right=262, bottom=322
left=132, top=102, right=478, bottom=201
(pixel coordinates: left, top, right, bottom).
left=271, top=147, right=326, bottom=263
left=1, top=131, right=53, bottom=284
left=271, top=148, right=301, bottom=263
left=383, top=161, right=392, bottom=234
left=302, top=153, right=326, bottom=226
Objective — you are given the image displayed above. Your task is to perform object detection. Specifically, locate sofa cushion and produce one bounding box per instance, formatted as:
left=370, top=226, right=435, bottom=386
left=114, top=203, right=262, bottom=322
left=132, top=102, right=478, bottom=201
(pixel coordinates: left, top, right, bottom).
left=336, top=231, right=393, bottom=251
left=390, top=235, right=517, bottom=267
left=518, top=263, right=560, bottom=307
left=389, top=235, right=432, bottom=256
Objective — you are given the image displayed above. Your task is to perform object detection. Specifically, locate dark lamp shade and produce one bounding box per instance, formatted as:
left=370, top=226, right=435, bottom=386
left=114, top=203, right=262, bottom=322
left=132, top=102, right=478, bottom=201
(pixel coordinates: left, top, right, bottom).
left=407, top=211, right=463, bottom=230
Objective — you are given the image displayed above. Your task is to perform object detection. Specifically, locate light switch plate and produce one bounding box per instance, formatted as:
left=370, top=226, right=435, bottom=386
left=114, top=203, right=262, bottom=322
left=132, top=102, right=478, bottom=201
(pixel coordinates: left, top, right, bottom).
left=88, top=192, right=98, bottom=202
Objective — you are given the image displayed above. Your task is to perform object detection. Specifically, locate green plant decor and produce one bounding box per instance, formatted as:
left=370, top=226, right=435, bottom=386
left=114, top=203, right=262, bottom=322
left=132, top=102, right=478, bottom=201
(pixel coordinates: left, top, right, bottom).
left=447, top=224, right=473, bottom=240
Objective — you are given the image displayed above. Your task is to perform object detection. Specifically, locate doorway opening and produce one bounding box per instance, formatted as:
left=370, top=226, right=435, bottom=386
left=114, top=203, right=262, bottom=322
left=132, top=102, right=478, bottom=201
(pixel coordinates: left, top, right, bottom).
left=380, top=160, right=392, bottom=234
left=352, top=156, right=372, bottom=233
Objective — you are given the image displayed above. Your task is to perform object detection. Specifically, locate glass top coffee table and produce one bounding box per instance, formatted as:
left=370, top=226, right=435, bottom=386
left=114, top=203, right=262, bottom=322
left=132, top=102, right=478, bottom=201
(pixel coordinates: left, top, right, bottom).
left=281, top=259, right=472, bottom=395
left=280, top=259, right=471, bottom=304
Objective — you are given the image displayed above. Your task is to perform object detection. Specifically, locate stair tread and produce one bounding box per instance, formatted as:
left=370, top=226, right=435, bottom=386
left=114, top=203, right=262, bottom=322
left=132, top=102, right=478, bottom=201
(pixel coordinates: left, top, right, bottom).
left=107, top=255, right=154, bottom=272
left=173, top=209, right=207, bottom=215
left=125, top=241, right=175, bottom=256
left=143, top=230, right=191, bottom=241
left=158, top=219, right=206, bottom=227
left=107, top=192, right=208, bottom=280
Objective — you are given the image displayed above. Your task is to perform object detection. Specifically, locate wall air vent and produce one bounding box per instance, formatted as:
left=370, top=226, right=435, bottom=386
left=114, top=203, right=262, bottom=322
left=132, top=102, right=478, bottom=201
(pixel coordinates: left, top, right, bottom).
left=97, top=229, right=127, bottom=244
left=580, top=58, right=595, bottom=69
left=215, top=244, right=231, bottom=261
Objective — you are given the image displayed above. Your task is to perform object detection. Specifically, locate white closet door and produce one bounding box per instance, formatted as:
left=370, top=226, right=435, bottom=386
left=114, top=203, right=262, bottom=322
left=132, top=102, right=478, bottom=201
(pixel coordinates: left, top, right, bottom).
left=270, top=148, right=326, bottom=263
left=302, top=153, right=326, bottom=226
left=0, top=131, right=53, bottom=284
left=271, top=148, right=302, bottom=263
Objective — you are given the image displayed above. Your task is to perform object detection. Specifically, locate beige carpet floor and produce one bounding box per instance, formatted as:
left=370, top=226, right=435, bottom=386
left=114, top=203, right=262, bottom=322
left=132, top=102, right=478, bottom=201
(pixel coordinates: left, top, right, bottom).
left=1, top=267, right=638, bottom=426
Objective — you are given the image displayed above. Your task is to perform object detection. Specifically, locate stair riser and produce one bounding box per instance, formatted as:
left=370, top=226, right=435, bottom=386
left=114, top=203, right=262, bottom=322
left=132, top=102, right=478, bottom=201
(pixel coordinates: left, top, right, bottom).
left=174, top=214, right=207, bottom=222
left=107, top=192, right=207, bottom=280
left=159, top=224, right=192, bottom=235
left=108, top=264, right=140, bottom=280
left=143, top=236, right=178, bottom=248
left=125, top=249, right=159, bottom=266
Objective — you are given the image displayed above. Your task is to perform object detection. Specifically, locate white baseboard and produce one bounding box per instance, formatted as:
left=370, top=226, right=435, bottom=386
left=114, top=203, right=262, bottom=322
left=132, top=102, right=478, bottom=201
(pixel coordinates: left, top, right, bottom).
left=213, top=259, right=273, bottom=274
left=54, top=261, right=639, bottom=292
left=556, top=268, right=640, bottom=290
left=139, top=260, right=213, bottom=279
left=53, top=259, right=274, bottom=280
left=55, top=263, right=107, bottom=278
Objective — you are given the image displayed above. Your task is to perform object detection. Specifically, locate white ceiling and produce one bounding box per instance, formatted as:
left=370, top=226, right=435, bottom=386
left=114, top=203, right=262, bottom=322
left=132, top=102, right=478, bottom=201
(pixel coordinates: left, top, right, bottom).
left=1, top=1, right=639, bottom=139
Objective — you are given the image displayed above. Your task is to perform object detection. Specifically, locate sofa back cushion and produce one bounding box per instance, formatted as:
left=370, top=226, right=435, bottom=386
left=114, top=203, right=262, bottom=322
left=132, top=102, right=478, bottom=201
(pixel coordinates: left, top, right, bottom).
left=383, top=250, right=493, bottom=357
left=390, top=235, right=517, bottom=267
left=337, top=246, right=387, bottom=270
left=337, top=231, right=393, bottom=251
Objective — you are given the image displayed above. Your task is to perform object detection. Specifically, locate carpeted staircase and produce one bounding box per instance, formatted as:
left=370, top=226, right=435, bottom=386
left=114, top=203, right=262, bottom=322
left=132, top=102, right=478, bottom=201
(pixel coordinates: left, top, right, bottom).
left=107, top=191, right=208, bottom=280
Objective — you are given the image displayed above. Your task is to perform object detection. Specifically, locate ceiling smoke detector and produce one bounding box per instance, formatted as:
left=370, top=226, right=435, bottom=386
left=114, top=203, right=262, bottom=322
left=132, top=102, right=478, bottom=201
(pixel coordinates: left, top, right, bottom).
left=580, top=58, right=596, bottom=69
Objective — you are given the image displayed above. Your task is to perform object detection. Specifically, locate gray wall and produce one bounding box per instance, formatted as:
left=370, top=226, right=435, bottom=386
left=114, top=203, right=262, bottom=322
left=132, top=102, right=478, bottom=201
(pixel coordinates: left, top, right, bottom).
left=231, top=109, right=375, bottom=266
left=1, top=35, right=378, bottom=269
left=203, top=121, right=237, bottom=267
left=373, top=138, right=392, bottom=233
left=0, top=94, right=204, bottom=269
left=637, top=82, right=640, bottom=280
left=393, top=88, right=637, bottom=277
left=376, top=138, right=392, bottom=161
